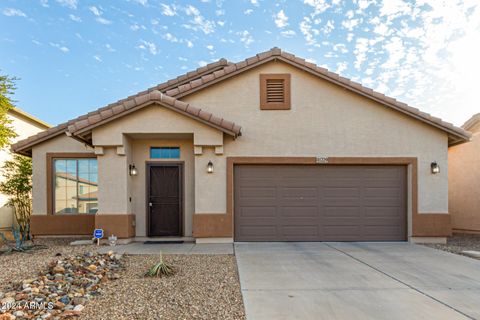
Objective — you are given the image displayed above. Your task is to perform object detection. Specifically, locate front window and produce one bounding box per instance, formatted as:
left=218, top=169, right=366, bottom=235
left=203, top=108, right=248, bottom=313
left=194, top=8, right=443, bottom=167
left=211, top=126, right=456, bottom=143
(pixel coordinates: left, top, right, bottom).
left=53, top=158, right=98, bottom=214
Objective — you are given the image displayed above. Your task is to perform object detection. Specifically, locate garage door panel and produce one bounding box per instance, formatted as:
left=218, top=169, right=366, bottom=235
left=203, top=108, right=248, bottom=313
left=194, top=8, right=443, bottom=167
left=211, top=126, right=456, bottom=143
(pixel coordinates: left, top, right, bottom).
left=237, top=225, right=277, bottom=238
left=323, top=226, right=361, bottom=236
left=364, top=187, right=402, bottom=198
left=363, top=226, right=404, bottom=238
left=234, top=165, right=406, bottom=241
left=361, top=198, right=403, bottom=206
left=323, top=217, right=365, bottom=226
left=321, top=198, right=363, bottom=206
left=239, top=187, right=276, bottom=198
left=324, top=207, right=362, bottom=217
left=364, top=207, right=403, bottom=217
left=280, top=187, right=318, bottom=198
left=280, top=207, right=318, bottom=217
left=282, top=225, right=319, bottom=236
left=322, top=187, right=360, bottom=198
left=238, top=206, right=277, bottom=218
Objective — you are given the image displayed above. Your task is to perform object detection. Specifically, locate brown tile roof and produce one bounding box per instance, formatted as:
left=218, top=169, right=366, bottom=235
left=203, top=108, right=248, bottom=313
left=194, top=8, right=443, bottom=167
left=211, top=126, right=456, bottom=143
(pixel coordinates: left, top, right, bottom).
left=13, top=47, right=470, bottom=155
left=67, top=90, right=241, bottom=137
left=13, top=90, right=241, bottom=155
left=12, top=59, right=233, bottom=155
left=164, top=47, right=470, bottom=146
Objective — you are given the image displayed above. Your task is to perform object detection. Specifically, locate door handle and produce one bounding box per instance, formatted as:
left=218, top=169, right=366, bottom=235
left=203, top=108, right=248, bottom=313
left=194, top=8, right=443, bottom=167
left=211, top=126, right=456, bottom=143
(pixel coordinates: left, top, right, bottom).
left=149, top=202, right=153, bottom=207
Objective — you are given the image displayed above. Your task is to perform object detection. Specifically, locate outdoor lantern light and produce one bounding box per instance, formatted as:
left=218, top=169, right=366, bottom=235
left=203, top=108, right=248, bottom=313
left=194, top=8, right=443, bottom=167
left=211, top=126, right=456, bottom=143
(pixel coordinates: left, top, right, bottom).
left=129, top=164, right=138, bottom=176
left=207, top=161, right=214, bottom=173
left=431, top=161, right=440, bottom=174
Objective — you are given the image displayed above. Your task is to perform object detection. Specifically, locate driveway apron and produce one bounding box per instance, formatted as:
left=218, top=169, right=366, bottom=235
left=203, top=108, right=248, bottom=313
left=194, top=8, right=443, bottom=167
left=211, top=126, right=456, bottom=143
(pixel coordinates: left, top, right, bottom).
left=234, top=242, right=480, bottom=320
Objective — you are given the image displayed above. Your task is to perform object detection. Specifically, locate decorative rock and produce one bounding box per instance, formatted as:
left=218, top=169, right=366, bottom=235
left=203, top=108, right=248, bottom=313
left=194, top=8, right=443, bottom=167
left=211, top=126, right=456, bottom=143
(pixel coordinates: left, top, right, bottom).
left=13, top=311, right=24, bottom=317
left=59, top=296, right=70, bottom=304
left=73, top=304, right=85, bottom=312
left=86, top=264, right=97, bottom=272
left=73, top=297, right=87, bottom=305
left=2, top=251, right=123, bottom=319
left=1, top=296, right=15, bottom=305
left=109, top=273, right=120, bottom=280
left=52, top=266, right=65, bottom=274
left=14, top=293, right=28, bottom=300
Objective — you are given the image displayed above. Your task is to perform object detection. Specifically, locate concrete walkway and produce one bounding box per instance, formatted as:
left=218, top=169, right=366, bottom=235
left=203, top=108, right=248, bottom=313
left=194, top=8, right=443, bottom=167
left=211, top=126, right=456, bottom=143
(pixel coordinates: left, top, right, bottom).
left=98, top=242, right=233, bottom=254
left=235, top=242, right=480, bottom=320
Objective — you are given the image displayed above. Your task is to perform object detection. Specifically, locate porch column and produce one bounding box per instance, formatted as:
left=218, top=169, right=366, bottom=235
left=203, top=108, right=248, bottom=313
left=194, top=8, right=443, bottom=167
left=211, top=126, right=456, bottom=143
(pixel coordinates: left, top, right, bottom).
left=95, top=142, right=135, bottom=239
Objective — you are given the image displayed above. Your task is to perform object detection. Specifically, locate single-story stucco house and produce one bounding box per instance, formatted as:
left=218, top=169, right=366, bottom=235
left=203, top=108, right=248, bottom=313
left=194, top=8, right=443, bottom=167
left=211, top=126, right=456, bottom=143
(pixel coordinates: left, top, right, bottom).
left=12, top=48, right=471, bottom=243
left=449, top=113, right=480, bottom=234
left=0, top=108, right=50, bottom=231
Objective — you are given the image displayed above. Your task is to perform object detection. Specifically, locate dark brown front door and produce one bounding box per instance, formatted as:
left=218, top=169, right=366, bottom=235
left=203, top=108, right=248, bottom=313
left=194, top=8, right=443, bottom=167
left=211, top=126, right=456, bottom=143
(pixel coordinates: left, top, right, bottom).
left=147, top=164, right=182, bottom=237
left=234, top=165, right=407, bottom=242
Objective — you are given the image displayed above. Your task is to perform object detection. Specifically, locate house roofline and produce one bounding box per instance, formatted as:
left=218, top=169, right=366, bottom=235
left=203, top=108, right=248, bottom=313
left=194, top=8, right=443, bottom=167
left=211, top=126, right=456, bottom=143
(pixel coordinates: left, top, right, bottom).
left=10, top=107, right=51, bottom=129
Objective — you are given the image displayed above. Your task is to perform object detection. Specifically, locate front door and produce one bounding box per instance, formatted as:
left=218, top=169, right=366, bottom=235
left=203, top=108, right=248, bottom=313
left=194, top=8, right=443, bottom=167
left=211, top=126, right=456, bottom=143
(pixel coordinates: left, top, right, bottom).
left=147, top=164, right=182, bottom=237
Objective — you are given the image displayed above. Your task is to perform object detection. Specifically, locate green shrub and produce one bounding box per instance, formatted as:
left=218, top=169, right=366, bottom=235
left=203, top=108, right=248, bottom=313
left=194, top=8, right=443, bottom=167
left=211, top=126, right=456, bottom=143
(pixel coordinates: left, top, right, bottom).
left=145, top=253, right=175, bottom=277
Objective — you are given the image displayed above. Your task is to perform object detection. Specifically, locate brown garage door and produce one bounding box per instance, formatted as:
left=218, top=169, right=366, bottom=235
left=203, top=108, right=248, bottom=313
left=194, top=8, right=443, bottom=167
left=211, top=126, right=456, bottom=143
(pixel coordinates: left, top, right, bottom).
left=234, top=165, right=406, bottom=241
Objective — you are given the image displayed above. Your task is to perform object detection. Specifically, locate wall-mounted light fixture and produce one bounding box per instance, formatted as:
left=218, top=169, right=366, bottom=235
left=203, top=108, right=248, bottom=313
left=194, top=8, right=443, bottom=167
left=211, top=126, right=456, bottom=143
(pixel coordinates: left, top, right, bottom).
left=431, top=161, right=440, bottom=174
left=207, top=161, right=214, bottom=173
left=129, top=164, right=138, bottom=176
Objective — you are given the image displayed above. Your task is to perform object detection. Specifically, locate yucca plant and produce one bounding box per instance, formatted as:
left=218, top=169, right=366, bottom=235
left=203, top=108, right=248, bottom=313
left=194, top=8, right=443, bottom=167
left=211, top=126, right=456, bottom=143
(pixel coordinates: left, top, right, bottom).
left=145, top=253, right=175, bottom=277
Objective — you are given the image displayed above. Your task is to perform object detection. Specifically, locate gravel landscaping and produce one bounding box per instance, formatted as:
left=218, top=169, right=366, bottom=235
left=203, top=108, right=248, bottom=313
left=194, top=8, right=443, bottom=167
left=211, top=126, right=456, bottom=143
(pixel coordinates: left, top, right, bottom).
left=0, top=239, right=245, bottom=320
left=423, top=233, right=480, bottom=258
left=0, top=238, right=97, bottom=292
left=81, top=254, right=245, bottom=320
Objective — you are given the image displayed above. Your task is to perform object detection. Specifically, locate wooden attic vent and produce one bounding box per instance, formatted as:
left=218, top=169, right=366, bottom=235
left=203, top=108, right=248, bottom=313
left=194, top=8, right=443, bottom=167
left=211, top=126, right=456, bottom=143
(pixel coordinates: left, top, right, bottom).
left=260, top=74, right=291, bottom=110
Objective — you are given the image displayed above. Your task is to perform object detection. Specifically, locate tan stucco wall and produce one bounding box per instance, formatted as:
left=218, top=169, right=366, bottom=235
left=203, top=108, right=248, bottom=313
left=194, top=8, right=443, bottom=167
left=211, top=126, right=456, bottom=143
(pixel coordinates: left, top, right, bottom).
left=182, top=61, right=449, bottom=223
left=97, top=146, right=130, bottom=214
left=92, top=106, right=222, bottom=146
left=130, top=139, right=194, bottom=237
left=29, top=60, right=451, bottom=239
left=0, top=112, right=48, bottom=229
left=449, top=131, right=480, bottom=232
left=32, top=135, right=93, bottom=215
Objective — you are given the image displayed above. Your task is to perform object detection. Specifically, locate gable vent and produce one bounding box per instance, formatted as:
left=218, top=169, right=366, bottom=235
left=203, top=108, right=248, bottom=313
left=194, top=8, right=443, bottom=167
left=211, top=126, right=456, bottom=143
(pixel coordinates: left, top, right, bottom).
left=266, top=79, right=285, bottom=103
left=260, top=73, right=291, bottom=110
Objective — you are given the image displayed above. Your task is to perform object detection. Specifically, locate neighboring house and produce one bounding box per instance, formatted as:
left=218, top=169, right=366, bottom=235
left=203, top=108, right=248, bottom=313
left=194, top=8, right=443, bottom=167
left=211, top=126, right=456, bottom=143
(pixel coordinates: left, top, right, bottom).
left=12, top=48, right=470, bottom=243
left=0, top=108, right=50, bottom=231
left=449, top=114, right=480, bottom=234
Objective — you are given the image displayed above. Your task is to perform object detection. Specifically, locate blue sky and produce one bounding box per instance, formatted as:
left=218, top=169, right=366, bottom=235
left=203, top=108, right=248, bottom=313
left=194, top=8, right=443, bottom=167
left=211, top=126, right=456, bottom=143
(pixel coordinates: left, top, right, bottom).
left=1, top=0, right=479, bottom=126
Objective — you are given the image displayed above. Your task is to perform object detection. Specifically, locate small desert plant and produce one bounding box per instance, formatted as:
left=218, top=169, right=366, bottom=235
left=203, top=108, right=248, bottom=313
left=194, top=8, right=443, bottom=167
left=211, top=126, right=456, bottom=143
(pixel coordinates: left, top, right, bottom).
left=0, top=226, right=46, bottom=255
left=145, top=253, right=175, bottom=277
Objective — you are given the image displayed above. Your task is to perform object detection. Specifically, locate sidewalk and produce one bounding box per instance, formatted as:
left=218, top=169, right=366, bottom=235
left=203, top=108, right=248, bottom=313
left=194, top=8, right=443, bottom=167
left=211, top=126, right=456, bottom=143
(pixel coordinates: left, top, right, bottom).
left=98, top=242, right=233, bottom=255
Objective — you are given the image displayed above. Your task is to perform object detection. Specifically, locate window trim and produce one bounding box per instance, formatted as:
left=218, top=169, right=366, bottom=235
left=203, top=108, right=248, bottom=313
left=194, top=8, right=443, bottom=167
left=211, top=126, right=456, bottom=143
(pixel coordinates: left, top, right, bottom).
left=46, top=153, right=97, bottom=215
left=259, top=73, right=291, bottom=110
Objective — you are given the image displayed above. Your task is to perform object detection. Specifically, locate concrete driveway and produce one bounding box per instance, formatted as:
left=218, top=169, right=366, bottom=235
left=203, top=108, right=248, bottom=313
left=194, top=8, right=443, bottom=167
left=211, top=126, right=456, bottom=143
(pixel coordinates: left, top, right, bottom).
left=235, top=242, right=480, bottom=320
